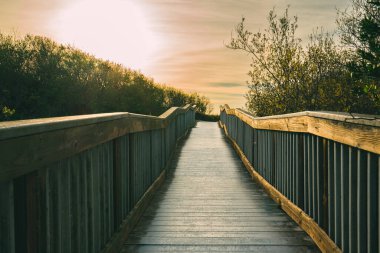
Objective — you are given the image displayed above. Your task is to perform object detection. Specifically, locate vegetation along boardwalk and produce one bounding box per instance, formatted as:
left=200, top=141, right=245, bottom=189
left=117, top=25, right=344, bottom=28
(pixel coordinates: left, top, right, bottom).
left=122, top=121, right=319, bottom=252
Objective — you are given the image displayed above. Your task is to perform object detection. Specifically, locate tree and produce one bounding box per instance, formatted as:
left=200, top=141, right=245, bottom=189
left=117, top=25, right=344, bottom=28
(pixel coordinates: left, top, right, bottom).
left=337, top=0, right=380, bottom=79
left=337, top=0, right=380, bottom=113
left=228, top=8, right=303, bottom=115
left=0, top=33, right=211, bottom=121
left=228, top=7, right=378, bottom=116
left=227, top=6, right=380, bottom=116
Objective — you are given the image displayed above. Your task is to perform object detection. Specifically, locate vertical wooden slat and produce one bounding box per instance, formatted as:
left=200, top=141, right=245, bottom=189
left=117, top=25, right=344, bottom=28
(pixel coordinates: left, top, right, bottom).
left=0, top=180, right=15, bottom=253
left=92, top=146, right=101, bottom=252
left=0, top=108, right=196, bottom=253
left=113, top=138, right=122, bottom=230
left=317, top=137, right=323, bottom=227
left=292, top=134, right=296, bottom=204
left=294, top=134, right=298, bottom=203
left=311, top=136, right=316, bottom=220
left=122, top=135, right=130, bottom=217
left=357, top=150, right=367, bottom=253
left=37, top=168, right=49, bottom=253
left=285, top=133, right=288, bottom=198
left=328, top=140, right=335, bottom=239
left=106, top=141, right=113, bottom=242
left=26, top=172, right=38, bottom=253
left=286, top=133, right=290, bottom=200
left=129, top=133, right=136, bottom=207
left=49, top=164, right=61, bottom=253
left=341, top=145, right=349, bottom=252
left=161, top=129, right=166, bottom=171
left=322, top=138, right=328, bottom=232
left=367, top=153, right=378, bottom=253
left=103, top=144, right=108, bottom=243
left=14, top=175, right=27, bottom=253
left=281, top=133, right=285, bottom=194
left=273, top=132, right=276, bottom=187
left=109, top=142, right=114, bottom=236
left=86, top=150, right=94, bottom=253
left=70, top=156, right=80, bottom=253
left=334, top=143, right=341, bottom=247
left=79, top=154, right=88, bottom=253
left=314, top=136, right=319, bottom=222
left=221, top=109, right=380, bottom=253
left=298, top=134, right=304, bottom=210
left=307, top=135, right=312, bottom=216
left=303, top=135, right=308, bottom=214
left=349, top=147, right=358, bottom=252
left=60, top=160, right=71, bottom=253
left=278, top=132, right=280, bottom=191
left=100, top=146, right=105, bottom=246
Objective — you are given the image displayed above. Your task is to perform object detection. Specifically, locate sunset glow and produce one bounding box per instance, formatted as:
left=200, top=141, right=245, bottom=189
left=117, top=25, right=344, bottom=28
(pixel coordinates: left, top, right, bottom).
left=0, top=0, right=352, bottom=112
left=51, top=0, right=161, bottom=70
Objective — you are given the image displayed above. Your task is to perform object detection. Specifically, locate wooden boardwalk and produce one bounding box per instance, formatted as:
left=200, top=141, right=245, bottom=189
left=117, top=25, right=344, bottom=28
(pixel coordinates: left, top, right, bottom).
left=121, top=122, right=319, bottom=253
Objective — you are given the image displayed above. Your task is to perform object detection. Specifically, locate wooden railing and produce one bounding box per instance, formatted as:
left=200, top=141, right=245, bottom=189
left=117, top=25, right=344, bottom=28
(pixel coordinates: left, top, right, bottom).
left=0, top=105, right=195, bottom=253
left=220, top=105, right=379, bottom=253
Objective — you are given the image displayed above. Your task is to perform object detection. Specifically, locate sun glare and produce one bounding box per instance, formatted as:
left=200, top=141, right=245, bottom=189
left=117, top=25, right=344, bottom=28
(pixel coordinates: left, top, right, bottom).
left=51, top=0, right=160, bottom=70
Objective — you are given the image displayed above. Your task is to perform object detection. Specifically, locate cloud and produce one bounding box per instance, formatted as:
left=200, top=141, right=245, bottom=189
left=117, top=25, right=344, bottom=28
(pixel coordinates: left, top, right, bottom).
left=207, top=82, right=244, bottom=88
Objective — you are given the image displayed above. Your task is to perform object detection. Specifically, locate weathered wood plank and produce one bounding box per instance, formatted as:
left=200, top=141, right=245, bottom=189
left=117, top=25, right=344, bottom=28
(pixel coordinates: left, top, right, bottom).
left=26, top=172, right=38, bottom=253
left=100, top=169, right=167, bottom=253
left=37, top=168, right=48, bottom=253
left=113, top=138, right=122, bottom=230
left=121, top=245, right=318, bottom=253
left=222, top=107, right=380, bottom=155
left=79, top=152, right=89, bottom=253
left=0, top=106, right=195, bottom=252
left=69, top=156, right=79, bottom=253
left=122, top=122, right=319, bottom=252
left=220, top=120, right=339, bottom=253
left=124, top=236, right=315, bottom=245
left=60, top=160, right=71, bottom=253
left=0, top=105, right=193, bottom=140
left=0, top=106, right=195, bottom=182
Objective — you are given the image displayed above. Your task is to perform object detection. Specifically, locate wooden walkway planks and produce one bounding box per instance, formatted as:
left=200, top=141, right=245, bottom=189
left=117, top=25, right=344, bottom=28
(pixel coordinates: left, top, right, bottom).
left=121, top=121, right=319, bottom=253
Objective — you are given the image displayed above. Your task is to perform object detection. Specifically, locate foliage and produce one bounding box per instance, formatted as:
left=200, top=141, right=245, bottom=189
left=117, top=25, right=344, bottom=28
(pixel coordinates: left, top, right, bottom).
left=0, top=34, right=210, bottom=121
left=228, top=7, right=379, bottom=116
left=1, top=106, right=15, bottom=119
left=195, top=112, right=219, bottom=122
left=337, top=0, right=380, bottom=113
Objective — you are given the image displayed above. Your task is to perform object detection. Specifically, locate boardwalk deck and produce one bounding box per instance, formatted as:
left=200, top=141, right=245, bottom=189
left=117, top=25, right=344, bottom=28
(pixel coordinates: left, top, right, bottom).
left=121, top=122, right=319, bottom=253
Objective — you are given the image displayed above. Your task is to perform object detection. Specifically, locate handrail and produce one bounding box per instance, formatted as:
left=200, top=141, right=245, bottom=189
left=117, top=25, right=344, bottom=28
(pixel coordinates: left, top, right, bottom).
left=0, top=105, right=195, bottom=141
left=221, top=106, right=380, bottom=155
left=0, top=105, right=195, bottom=181
left=0, top=105, right=196, bottom=253
left=220, top=105, right=379, bottom=253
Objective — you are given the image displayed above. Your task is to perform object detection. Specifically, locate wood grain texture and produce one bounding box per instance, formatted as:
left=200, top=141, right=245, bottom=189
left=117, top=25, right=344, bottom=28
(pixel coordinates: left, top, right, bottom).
left=121, top=122, right=319, bottom=253
left=101, top=124, right=192, bottom=253
left=101, top=165, right=167, bottom=253
left=221, top=106, right=380, bottom=155
left=220, top=121, right=340, bottom=253
left=0, top=105, right=194, bottom=182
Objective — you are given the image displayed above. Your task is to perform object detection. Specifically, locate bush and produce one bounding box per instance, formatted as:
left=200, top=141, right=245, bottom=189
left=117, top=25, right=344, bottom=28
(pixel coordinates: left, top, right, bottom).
left=0, top=34, right=211, bottom=120
left=228, top=7, right=379, bottom=116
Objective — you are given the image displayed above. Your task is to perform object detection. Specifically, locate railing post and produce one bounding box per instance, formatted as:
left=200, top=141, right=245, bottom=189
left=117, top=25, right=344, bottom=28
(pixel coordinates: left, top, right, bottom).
left=113, top=138, right=122, bottom=230
left=322, top=138, right=328, bottom=232
left=13, top=172, right=39, bottom=253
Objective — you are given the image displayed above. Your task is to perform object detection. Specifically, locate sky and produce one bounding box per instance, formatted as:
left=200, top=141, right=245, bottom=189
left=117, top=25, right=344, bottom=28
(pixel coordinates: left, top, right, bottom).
left=0, top=0, right=351, bottom=113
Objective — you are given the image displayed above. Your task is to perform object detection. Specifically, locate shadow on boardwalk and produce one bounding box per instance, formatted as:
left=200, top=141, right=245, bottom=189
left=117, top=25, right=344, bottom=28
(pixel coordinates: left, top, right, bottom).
left=122, top=121, right=319, bottom=253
